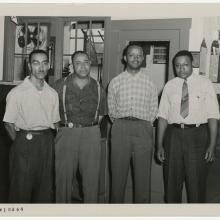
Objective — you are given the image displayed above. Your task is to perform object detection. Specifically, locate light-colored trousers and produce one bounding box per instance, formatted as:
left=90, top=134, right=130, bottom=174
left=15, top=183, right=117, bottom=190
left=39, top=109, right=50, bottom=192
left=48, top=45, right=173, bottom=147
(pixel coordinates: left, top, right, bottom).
left=55, top=125, right=101, bottom=203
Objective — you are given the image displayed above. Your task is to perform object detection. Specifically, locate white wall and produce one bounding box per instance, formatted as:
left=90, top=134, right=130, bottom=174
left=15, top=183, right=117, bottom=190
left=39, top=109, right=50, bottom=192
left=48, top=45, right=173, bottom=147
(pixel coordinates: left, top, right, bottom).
left=0, top=17, right=4, bottom=80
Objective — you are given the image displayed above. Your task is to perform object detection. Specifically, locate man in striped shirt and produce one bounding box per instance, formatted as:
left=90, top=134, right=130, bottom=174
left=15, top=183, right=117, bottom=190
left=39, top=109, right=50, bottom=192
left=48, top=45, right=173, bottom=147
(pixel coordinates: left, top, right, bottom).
left=108, top=44, right=158, bottom=203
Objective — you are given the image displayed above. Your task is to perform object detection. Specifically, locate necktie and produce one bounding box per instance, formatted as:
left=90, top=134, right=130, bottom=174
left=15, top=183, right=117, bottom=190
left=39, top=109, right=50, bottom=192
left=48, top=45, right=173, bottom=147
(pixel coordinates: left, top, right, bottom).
left=180, top=79, right=189, bottom=118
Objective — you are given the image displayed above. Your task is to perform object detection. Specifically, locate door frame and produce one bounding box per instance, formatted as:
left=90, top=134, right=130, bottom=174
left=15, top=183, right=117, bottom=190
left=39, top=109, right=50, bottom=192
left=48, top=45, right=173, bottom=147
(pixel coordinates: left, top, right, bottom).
left=107, top=18, right=191, bottom=84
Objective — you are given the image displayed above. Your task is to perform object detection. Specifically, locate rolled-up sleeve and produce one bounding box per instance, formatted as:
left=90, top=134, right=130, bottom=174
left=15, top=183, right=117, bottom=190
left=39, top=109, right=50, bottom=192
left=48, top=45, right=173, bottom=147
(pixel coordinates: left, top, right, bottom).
left=157, top=86, right=170, bottom=120
left=107, top=80, right=117, bottom=118
left=205, top=81, right=220, bottom=119
left=3, top=89, right=18, bottom=124
left=52, top=92, right=61, bottom=123
left=150, top=85, right=158, bottom=122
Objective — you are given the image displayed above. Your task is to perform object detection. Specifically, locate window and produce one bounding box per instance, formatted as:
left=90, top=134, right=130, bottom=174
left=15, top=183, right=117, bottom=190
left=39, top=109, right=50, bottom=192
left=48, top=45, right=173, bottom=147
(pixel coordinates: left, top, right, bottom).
left=63, top=19, right=105, bottom=82
left=3, top=16, right=110, bottom=86
left=14, top=22, right=50, bottom=80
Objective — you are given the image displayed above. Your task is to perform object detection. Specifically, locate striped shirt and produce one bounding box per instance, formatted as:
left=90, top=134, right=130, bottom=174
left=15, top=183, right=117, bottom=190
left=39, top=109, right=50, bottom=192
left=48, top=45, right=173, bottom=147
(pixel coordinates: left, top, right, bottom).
left=157, top=73, right=220, bottom=124
left=108, top=70, right=158, bottom=122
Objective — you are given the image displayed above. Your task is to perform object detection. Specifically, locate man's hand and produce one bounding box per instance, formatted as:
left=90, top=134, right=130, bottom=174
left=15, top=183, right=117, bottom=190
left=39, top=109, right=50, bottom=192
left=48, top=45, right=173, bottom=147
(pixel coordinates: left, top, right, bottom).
left=205, top=146, right=215, bottom=163
left=157, top=146, right=165, bottom=163
left=4, top=122, right=17, bottom=141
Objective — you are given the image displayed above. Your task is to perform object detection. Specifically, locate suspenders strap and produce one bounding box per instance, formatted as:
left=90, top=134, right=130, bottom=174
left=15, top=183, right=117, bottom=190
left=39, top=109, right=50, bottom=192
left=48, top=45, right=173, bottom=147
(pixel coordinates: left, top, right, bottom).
left=62, top=77, right=68, bottom=125
left=94, top=80, right=101, bottom=122
left=62, top=77, right=101, bottom=125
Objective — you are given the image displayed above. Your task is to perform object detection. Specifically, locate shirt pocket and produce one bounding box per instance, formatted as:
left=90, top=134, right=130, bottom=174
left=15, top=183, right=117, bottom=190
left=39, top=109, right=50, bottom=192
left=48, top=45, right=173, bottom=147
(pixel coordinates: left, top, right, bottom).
left=190, top=91, right=206, bottom=113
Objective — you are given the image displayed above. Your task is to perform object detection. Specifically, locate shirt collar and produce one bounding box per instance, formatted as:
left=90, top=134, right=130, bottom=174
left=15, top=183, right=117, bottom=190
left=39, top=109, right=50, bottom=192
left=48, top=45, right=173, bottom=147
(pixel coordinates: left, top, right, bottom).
left=125, top=69, right=144, bottom=79
left=177, top=72, right=194, bottom=82
left=24, top=76, right=48, bottom=91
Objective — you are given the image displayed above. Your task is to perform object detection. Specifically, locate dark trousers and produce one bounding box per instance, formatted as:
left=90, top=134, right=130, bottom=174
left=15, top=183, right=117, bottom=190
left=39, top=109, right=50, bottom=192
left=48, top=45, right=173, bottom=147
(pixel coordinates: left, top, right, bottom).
left=8, top=130, right=54, bottom=203
left=110, top=119, right=153, bottom=203
left=163, top=124, right=209, bottom=203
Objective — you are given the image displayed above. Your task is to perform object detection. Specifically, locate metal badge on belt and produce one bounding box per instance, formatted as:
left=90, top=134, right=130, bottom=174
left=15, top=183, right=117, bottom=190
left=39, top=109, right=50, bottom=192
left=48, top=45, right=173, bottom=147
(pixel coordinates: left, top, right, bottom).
left=26, top=133, right=33, bottom=140
left=68, top=122, right=74, bottom=128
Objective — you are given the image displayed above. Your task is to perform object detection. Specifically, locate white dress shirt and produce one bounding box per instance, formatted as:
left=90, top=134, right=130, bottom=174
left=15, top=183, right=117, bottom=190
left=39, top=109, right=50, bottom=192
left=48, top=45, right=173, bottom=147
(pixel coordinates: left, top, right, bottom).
left=157, top=73, right=220, bottom=124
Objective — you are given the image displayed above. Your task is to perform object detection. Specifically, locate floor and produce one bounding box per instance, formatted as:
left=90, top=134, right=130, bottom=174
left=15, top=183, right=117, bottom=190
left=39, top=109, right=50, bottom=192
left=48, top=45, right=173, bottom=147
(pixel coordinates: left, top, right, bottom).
left=1, top=141, right=220, bottom=203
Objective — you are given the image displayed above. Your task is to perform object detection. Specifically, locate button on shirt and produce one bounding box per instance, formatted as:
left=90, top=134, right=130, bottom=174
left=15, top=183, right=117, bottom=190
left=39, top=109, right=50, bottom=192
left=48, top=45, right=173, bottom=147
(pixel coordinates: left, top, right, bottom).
left=53, top=74, right=106, bottom=125
left=157, top=73, right=220, bottom=124
left=108, top=70, right=158, bottom=122
left=3, top=77, right=60, bottom=130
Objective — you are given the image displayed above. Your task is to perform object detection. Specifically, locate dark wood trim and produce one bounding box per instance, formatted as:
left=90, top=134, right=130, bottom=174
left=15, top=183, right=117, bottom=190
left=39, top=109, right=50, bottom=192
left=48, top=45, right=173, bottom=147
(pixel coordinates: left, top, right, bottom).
left=3, top=17, right=16, bottom=81
left=102, top=17, right=111, bottom=89
left=111, top=18, right=192, bottom=31
left=52, top=18, right=64, bottom=81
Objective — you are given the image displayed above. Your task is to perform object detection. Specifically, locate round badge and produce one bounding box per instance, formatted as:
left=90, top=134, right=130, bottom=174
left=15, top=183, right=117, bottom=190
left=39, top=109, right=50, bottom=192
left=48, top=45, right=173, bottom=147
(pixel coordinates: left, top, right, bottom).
left=26, top=133, right=33, bottom=140
left=68, top=122, right=73, bottom=128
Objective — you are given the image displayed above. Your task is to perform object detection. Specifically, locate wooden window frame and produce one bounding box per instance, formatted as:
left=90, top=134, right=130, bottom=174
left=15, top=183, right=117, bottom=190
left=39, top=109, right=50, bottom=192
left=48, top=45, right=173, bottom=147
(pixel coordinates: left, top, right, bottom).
left=3, top=16, right=111, bottom=88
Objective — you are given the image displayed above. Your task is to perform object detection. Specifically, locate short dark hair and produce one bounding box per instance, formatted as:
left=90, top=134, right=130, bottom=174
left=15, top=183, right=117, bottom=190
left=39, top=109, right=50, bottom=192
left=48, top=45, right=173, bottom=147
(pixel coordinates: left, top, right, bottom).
left=123, top=43, right=145, bottom=57
left=71, top=50, right=90, bottom=62
left=29, top=49, right=48, bottom=63
left=173, top=50, right=193, bottom=65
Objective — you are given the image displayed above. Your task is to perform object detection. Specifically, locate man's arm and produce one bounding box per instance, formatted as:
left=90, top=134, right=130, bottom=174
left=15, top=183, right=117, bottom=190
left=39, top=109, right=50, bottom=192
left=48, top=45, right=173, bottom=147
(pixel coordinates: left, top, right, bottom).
left=205, top=118, right=218, bottom=162
left=4, top=122, right=17, bottom=141
left=156, top=117, right=168, bottom=163
left=204, top=80, right=219, bottom=162
left=107, top=81, right=117, bottom=123
left=150, top=85, right=158, bottom=123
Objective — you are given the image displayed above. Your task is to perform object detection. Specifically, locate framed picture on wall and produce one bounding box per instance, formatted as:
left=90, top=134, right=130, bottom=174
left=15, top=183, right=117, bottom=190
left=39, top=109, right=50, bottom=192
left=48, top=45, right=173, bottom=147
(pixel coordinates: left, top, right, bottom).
left=153, top=45, right=168, bottom=64
left=191, top=51, right=200, bottom=68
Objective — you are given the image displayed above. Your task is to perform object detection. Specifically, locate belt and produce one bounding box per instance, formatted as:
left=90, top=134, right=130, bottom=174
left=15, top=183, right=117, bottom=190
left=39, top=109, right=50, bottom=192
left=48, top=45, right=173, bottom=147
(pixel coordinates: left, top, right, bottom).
left=60, top=122, right=98, bottom=128
left=172, top=123, right=207, bottom=129
left=18, top=129, right=52, bottom=140
left=19, top=129, right=51, bottom=135
left=119, top=117, right=141, bottom=121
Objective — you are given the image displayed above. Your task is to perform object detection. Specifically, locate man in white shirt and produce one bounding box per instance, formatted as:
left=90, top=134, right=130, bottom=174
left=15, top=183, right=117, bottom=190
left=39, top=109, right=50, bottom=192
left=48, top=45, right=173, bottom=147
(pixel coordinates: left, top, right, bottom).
left=157, top=50, right=219, bottom=203
left=3, top=49, right=60, bottom=203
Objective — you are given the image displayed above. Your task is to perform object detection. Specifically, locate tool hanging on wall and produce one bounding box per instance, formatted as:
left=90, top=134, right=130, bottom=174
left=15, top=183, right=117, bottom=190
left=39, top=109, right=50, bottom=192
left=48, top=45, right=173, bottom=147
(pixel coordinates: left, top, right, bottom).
left=209, top=40, right=219, bottom=82
left=199, top=38, right=207, bottom=76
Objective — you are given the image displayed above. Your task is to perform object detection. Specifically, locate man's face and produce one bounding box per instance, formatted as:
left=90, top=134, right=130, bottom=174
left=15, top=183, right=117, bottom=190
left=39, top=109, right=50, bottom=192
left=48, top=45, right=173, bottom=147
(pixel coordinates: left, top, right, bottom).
left=124, top=46, right=144, bottom=71
left=28, top=53, right=49, bottom=80
left=174, top=55, right=193, bottom=79
left=72, top=53, right=91, bottom=79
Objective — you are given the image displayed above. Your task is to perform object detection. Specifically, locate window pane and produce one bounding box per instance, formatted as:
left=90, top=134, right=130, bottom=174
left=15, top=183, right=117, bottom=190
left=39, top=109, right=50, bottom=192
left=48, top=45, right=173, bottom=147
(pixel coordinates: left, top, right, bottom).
left=15, top=24, right=26, bottom=54
left=37, top=25, right=48, bottom=51
left=69, top=39, right=75, bottom=54
left=15, top=23, right=48, bottom=55
left=76, top=39, right=84, bottom=51
left=63, top=25, right=71, bottom=54
left=62, top=55, right=72, bottom=77
left=63, top=19, right=105, bottom=81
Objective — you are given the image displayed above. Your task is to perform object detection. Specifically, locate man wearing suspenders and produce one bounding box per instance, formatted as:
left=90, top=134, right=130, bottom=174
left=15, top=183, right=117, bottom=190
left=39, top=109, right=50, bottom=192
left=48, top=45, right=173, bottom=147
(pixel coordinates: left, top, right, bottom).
left=53, top=51, right=106, bottom=203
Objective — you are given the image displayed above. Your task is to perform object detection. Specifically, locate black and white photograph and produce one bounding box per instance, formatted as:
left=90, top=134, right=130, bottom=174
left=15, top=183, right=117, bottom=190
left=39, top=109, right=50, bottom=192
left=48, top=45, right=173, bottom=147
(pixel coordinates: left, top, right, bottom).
left=1, top=2, right=220, bottom=217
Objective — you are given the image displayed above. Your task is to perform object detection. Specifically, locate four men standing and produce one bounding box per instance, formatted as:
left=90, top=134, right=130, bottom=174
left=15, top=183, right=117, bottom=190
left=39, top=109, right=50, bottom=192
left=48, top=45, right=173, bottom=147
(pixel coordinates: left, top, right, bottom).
left=3, top=47, right=219, bottom=203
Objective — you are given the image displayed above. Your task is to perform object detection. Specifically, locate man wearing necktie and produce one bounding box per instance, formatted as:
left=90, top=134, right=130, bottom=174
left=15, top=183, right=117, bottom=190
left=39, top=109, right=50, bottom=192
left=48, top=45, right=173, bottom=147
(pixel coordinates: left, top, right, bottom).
left=157, top=50, right=219, bottom=203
